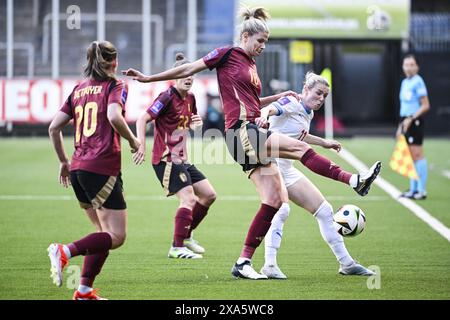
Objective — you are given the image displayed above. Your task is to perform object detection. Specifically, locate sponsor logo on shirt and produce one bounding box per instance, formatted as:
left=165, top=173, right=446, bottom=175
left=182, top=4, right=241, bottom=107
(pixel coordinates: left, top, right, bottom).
left=150, top=100, right=165, bottom=115
left=205, top=49, right=219, bottom=61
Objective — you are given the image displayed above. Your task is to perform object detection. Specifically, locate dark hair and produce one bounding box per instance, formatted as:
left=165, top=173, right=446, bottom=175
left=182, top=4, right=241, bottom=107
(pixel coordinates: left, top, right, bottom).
left=83, top=41, right=117, bottom=81
left=173, top=52, right=190, bottom=68
left=403, top=53, right=419, bottom=65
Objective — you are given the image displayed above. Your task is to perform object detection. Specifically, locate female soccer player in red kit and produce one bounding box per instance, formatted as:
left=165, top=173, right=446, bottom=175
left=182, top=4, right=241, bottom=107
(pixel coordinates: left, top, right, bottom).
left=48, top=41, right=140, bottom=298
left=123, top=7, right=380, bottom=279
left=133, top=53, right=216, bottom=259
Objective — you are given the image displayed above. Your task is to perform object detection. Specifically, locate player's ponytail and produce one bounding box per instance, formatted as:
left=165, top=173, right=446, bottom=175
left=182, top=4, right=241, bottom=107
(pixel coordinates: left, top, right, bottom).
left=304, top=71, right=329, bottom=89
left=172, top=52, right=190, bottom=68
left=84, top=41, right=117, bottom=81
left=237, top=6, right=270, bottom=39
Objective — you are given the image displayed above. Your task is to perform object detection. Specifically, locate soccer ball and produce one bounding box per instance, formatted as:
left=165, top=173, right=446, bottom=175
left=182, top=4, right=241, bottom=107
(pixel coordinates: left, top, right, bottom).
left=333, top=204, right=366, bottom=237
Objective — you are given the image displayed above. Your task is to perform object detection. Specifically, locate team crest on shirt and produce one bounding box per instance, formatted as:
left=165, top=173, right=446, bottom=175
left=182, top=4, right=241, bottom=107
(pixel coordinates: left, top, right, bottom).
left=279, top=97, right=291, bottom=105
left=121, top=89, right=127, bottom=104
left=150, top=101, right=164, bottom=115
left=205, top=49, right=219, bottom=61
left=179, top=173, right=188, bottom=183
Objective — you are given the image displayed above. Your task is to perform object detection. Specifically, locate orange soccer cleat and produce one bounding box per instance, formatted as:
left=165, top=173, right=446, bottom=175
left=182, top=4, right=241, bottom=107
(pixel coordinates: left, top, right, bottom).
left=73, top=289, right=107, bottom=300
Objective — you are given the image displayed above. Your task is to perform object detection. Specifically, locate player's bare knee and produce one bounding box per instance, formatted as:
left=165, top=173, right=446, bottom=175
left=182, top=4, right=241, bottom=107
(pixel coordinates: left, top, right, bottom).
left=265, top=195, right=282, bottom=209
left=109, top=232, right=126, bottom=249
left=180, top=197, right=196, bottom=210
left=296, top=142, right=310, bottom=158
left=203, top=190, right=217, bottom=206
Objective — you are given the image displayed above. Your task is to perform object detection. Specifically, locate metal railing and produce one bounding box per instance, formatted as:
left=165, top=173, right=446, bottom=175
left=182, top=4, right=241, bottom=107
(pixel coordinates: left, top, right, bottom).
left=411, top=13, right=450, bottom=52
left=0, top=42, right=35, bottom=78
left=42, top=12, right=164, bottom=67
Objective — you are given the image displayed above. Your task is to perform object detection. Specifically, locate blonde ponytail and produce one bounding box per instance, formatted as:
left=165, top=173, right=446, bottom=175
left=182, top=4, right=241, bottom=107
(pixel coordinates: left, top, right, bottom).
left=304, top=71, right=329, bottom=89
left=237, top=6, right=270, bottom=38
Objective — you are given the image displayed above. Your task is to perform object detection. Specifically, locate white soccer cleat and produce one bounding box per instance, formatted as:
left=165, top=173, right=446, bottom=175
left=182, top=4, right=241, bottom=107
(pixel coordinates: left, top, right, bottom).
left=413, top=191, right=427, bottom=200
left=231, top=260, right=268, bottom=280
left=260, top=264, right=287, bottom=279
left=183, top=237, right=205, bottom=254
left=47, top=243, right=69, bottom=287
left=339, top=262, right=375, bottom=276
left=168, top=246, right=203, bottom=259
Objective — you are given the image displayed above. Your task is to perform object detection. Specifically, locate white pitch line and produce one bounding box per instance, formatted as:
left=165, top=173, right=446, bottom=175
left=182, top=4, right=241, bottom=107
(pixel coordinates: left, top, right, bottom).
left=339, top=148, right=450, bottom=243
left=0, top=194, right=388, bottom=202
left=442, top=170, right=450, bottom=180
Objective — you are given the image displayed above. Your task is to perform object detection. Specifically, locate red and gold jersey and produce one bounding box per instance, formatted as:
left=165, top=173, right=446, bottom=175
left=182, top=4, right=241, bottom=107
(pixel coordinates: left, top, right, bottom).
left=147, top=86, right=197, bottom=165
left=60, top=78, right=127, bottom=176
left=203, top=46, right=262, bottom=130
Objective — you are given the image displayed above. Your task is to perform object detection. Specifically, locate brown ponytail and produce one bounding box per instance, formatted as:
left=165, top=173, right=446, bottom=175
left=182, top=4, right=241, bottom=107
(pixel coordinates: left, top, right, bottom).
left=83, top=41, right=117, bottom=81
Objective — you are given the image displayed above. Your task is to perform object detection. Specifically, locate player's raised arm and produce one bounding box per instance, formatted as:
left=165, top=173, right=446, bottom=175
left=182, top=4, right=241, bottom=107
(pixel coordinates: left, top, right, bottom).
left=122, top=58, right=208, bottom=83
left=260, top=90, right=300, bottom=107
left=303, top=134, right=342, bottom=152
left=255, top=104, right=279, bottom=128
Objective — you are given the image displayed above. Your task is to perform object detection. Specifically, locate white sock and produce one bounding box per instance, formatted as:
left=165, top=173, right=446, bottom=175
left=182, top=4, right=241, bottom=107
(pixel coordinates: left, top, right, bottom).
left=62, top=245, right=71, bottom=259
left=349, top=174, right=358, bottom=188
left=237, top=257, right=250, bottom=264
left=77, top=285, right=93, bottom=294
left=264, top=203, right=290, bottom=266
left=314, top=201, right=354, bottom=267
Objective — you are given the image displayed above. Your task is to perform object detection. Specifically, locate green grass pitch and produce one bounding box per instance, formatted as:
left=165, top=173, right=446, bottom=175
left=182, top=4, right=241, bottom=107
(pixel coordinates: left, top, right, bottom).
left=0, top=137, right=449, bottom=300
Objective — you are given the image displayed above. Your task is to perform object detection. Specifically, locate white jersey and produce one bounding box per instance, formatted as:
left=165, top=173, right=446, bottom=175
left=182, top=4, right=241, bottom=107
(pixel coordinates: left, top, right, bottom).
left=268, top=95, right=314, bottom=187
left=268, top=96, right=314, bottom=140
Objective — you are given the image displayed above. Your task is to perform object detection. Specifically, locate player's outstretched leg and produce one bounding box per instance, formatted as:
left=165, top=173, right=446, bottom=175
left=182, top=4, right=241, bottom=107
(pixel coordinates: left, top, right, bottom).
left=353, top=161, right=382, bottom=196
left=313, top=201, right=375, bottom=276
left=261, top=203, right=290, bottom=279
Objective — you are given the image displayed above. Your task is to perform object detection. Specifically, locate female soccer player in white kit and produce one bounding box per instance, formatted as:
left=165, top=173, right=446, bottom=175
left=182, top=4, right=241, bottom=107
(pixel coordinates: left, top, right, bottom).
left=258, top=72, right=380, bottom=279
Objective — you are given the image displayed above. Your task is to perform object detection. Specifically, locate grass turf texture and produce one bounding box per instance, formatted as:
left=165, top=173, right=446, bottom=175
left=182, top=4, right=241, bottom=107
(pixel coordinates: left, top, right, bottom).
left=0, top=137, right=449, bottom=299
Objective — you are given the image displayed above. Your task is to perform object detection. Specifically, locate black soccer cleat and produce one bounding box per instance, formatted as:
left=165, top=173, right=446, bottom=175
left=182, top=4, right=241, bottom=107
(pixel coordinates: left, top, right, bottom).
left=231, top=260, right=268, bottom=280
left=353, top=161, right=382, bottom=196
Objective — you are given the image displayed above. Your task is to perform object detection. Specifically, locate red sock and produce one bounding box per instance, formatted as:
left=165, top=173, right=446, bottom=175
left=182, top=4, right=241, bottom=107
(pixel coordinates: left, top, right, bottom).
left=69, top=232, right=112, bottom=257
left=173, top=207, right=193, bottom=247
left=300, top=149, right=352, bottom=184
left=241, top=204, right=279, bottom=259
left=80, top=251, right=109, bottom=288
left=187, top=202, right=209, bottom=238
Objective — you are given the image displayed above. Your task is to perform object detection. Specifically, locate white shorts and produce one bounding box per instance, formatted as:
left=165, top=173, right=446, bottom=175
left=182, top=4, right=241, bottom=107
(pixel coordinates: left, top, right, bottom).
left=276, top=158, right=304, bottom=188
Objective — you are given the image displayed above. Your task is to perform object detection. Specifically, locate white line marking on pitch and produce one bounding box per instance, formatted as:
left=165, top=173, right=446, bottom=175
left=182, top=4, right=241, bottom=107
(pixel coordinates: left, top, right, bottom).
left=442, top=170, right=450, bottom=180
left=339, top=148, right=450, bottom=243
left=0, top=194, right=388, bottom=202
